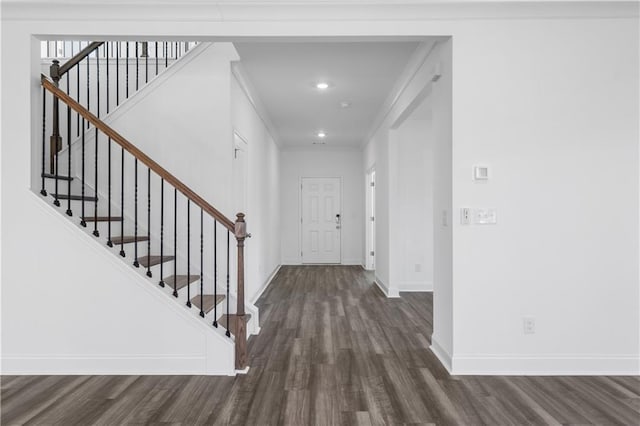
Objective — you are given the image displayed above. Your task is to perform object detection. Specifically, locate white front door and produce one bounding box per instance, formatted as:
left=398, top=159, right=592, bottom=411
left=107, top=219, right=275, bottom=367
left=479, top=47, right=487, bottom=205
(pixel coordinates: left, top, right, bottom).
left=301, top=177, right=341, bottom=264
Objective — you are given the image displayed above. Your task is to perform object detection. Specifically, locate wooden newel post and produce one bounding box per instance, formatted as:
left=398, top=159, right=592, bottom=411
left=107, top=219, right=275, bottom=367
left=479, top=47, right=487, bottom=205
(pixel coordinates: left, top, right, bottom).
left=49, top=60, right=62, bottom=173
left=234, top=212, right=249, bottom=370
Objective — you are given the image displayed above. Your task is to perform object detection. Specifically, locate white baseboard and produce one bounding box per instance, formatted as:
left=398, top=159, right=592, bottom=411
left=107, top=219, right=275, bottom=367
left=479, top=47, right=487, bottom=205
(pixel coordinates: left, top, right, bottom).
left=374, top=275, right=400, bottom=298
left=450, top=354, right=640, bottom=376
left=249, top=264, right=281, bottom=305
left=396, top=280, right=433, bottom=292
left=0, top=354, right=232, bottom=375
left=281, top=259, right=364, bottom=266
left=430, top=337, right=453, bottom=373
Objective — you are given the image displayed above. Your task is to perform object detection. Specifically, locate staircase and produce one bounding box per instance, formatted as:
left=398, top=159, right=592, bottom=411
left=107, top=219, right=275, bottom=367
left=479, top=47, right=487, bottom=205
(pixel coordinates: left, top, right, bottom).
left=38, top=41, right=252, bottom=373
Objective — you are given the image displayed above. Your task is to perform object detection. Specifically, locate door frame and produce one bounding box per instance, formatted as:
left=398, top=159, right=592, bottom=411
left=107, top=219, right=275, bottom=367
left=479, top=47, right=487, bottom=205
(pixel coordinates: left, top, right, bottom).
left=299, top=176, right=343, bottom=264
left=365, top=166, right=376, bottom=271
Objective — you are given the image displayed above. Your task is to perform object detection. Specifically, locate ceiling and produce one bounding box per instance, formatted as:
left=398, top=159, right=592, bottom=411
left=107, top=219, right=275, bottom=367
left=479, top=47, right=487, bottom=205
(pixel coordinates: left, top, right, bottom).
left=233, top=41, right=424, bottom=148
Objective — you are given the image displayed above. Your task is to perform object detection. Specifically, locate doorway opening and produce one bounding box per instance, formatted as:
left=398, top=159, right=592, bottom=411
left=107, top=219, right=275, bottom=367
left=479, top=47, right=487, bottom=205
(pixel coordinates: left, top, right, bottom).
left=365, top=167, right=376, bottom=271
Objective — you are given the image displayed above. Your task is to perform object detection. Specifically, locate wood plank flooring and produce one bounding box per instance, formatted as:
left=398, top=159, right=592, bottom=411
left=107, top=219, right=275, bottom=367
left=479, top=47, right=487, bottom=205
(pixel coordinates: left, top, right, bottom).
left=2, top=265, right=639, bottom=425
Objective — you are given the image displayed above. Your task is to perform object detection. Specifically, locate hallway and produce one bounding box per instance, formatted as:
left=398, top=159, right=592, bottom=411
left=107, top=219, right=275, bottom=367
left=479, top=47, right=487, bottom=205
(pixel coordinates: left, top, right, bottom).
left=2, top=266, right=639, bottom=425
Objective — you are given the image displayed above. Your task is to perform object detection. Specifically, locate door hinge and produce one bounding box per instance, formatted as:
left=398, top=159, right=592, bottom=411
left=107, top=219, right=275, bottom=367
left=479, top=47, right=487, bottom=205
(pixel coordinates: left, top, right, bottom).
left=370, top=216, right=375, bottom=222
left=370, top=182, right=375, bottom=187
left=370, top=251, right=375, bottom=256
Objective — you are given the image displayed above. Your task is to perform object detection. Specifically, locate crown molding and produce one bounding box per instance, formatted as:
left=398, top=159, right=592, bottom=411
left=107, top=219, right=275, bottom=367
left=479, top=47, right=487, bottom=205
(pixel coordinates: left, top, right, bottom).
left=3, top=1, right=637, bottom=22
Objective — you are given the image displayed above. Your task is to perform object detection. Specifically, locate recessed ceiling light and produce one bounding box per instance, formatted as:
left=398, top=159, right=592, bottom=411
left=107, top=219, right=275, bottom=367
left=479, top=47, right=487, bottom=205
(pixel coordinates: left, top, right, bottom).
left=340, top=101, right=352, bottom=108
left=316, top=82, right=330, bottom=90
left=317, top=131, right=327, bottom=138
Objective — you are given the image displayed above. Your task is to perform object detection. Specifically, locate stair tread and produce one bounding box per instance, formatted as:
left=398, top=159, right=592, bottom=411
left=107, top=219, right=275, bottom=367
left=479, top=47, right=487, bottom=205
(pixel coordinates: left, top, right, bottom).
left=138, top=255, right=175, bottom=267
left=42, top=173, right=73, bottom=181
left=165, top=275, right=199, bottom=290
left=53, top=194, right=97, bottom=202
left=219, top=314, right=252, bottom=336
left=82, top=216, right=123, bottom=222
left=191, top=294, right=225, bottom=314
left=112, top=235, right=150, bottom=244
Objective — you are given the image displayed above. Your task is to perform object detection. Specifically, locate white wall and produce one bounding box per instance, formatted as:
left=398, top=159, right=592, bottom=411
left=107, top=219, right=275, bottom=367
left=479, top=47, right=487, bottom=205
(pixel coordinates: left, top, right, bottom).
left=280, top=149, right=364, bottom=265
left=2, top=0, right=638, bottom=376
left=365, top=18, right=639, bottom=374
left=449, top=18, right=638, bottom=374
left=230, top=71, right=281, bottom=302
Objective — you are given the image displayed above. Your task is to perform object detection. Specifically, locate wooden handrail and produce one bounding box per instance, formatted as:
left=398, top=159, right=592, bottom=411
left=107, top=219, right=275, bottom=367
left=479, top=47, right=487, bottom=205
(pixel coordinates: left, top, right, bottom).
left=41, top=75, right=236, bottom=232
left=58, top=42, right=104, bottom=76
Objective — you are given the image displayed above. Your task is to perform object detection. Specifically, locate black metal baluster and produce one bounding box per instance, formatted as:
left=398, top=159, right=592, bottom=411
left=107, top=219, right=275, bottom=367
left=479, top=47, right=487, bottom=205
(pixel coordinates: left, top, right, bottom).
left=146, top=167, right=152, bottom=277
left=165, top=42, right=168, bottom=68
left=86, top=53, right=90, bottom=125
left=186, top=200, right=191, bottom=307
left=120, top=145, right=125, bottom=257
left=159, top=179, right=165, bottom=287
left=76, top=61, right=80, bottom=137
left=116, top=42, right=120, bottom=106
left=80, top=118, right=86, bottom=227
left=175, top=42, right=178, bottom=59
left=226, top=230, right=230, bottom=337
left=106, top=42, right=110, bottom=114
left=40, top=87, right=47, bottom=197
left=106, top=135, right=112, bottom=245
left=173, top=188, right=178, bottom=297
left=155, top=42, right=158, bottom=76
left=213, top=221, right=218, bottom=327
left=106, top=43, right=112, bottom=245
left=135, top=41, right=139, bottom=91
left=66, top=105, right=72, bottom=216
left=52, top=92, right=60, bottom=207
left=133, top=158, right=139, bottom=267
left=144, top=42, right=149, bottom=84
left=199, top=208, right=204, bottom=317
left=126, top=42, right=129, bottom=99
left=93, top=47, right=100, bottom=237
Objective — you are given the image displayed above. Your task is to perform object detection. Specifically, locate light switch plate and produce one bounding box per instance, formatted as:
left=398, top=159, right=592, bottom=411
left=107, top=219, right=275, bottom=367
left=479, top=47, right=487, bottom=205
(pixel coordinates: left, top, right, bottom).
left=473, top=166, right=489, bottom=181
left=474, top=208, right=497, bottom=224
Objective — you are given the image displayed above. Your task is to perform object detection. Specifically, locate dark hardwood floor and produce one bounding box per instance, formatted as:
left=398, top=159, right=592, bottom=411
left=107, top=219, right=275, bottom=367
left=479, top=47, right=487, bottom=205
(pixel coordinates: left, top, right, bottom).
left=2, top=265, right=639, bottom=425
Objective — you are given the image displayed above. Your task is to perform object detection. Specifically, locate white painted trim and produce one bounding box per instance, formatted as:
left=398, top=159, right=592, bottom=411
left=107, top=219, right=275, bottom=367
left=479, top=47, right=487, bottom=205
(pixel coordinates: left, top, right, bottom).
left=430, top=337, right=453, bottom=373
left=450, top=354, right=640, bottom=376
left=249, top=264, right=282, bottom=305
left=341, top=258, right=364, bottom=265
left=364, top=39, right=438, bottom=147
left=374, top=275, right=400, bottom=298
left=281, top=145, right=362, bottom=152
left=5, top=2, right=637, bottom=23
left=235, top=366, right=250, bottom=375
left=396, top=281, right=434, bottom=292
left=231, top=62, right=282, bottom=147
